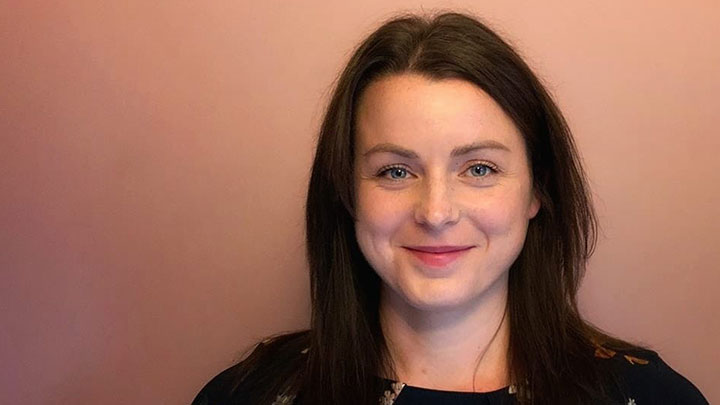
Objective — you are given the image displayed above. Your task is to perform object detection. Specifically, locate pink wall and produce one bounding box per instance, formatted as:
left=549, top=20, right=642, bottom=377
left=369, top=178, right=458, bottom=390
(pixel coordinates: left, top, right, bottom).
left=1, top=1, right=718, bottom=403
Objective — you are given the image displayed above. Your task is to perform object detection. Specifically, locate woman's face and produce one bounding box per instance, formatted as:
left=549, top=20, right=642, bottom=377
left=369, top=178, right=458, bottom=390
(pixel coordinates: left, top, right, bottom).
left=353, top=73, right=540, bottom=312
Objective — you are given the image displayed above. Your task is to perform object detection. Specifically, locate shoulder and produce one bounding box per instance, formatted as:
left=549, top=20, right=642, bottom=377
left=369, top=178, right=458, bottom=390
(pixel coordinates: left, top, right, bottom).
left=192, top=361, right=244, bottom=405
left=593, top=345, right=708, bottom=404
left=192, top=331, right=310, bottom=405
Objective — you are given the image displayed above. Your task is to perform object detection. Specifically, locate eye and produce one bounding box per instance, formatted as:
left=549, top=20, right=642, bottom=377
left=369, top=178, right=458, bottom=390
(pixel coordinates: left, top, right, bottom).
left=378, top=165, right=410, bottom=180
left=465, top=163, right=496, bottom=178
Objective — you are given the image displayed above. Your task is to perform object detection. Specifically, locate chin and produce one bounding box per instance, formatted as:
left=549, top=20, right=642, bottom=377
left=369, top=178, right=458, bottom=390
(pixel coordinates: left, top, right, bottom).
left=393, top=279, right=480, bottom=312
left=383, top=265, right=510, bottom=314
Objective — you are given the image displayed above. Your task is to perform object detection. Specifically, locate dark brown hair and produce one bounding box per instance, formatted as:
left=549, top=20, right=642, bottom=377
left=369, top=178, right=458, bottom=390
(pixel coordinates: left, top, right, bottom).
left=233, top=11, right=634, bottom=404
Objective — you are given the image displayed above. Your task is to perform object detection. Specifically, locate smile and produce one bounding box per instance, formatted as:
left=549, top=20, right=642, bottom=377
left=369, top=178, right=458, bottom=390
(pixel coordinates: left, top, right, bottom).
left=402, top=245, right=474, bottom=267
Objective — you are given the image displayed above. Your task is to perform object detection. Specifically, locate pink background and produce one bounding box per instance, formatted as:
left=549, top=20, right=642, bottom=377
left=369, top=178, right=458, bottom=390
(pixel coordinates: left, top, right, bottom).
left=1, top=1, right=718, bottom=403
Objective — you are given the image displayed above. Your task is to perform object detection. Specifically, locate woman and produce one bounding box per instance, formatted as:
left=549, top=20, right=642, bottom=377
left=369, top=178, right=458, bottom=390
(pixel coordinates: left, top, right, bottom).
left=193, top=12, right=707, bottom=404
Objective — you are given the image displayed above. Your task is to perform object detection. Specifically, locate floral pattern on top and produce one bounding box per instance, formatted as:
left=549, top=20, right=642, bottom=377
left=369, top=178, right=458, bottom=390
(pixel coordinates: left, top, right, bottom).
left=380, top=382, right=406, bottom=405
left=272, top=346, right=647, bottom=405
left=592, top=342, right=650, bottom=365
left=592, top=342, right=648, bottom=405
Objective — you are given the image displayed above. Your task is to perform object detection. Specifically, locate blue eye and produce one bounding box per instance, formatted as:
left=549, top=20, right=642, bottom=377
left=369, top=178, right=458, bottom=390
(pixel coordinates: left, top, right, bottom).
left=468, top=164, right=493, bottom=177
left=387, top=167, right=407, bottom=179
left=378, top=166, right=409, bottom=180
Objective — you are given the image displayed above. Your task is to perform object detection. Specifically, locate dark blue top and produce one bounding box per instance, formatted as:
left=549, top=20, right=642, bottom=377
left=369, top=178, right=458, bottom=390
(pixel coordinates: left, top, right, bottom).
left=193, top=346, right=708, bottom=404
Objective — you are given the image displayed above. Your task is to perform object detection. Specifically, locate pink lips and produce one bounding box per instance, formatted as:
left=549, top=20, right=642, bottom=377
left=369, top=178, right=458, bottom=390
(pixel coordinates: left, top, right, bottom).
left=403, top=245, right=474, bottom=267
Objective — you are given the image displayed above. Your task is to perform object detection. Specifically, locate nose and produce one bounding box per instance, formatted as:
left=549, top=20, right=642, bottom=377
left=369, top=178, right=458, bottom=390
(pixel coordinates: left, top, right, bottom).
left=413, top=175, right=460, bottom=229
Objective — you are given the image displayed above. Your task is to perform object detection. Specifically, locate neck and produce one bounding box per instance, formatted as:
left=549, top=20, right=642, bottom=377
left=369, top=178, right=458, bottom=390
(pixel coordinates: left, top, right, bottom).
left=379, top=274, right=510, bottom=392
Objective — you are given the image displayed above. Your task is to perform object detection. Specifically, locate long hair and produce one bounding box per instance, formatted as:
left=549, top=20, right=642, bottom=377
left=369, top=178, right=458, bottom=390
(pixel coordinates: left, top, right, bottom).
left=237, top=11, right=634, bottom=404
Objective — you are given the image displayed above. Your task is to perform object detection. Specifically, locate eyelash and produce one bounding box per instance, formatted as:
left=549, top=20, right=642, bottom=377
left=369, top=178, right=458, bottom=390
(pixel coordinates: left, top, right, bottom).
left=465, top=161, right=499, bottom=177
left=375, top=161, right=499, bottom=180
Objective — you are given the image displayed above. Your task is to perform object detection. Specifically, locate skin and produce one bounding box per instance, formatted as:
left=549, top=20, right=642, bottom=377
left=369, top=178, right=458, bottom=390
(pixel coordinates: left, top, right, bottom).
left=353, top=73, right=540, bottom=392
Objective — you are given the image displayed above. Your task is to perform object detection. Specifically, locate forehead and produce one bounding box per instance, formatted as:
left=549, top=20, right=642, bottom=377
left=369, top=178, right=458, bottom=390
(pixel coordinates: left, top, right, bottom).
left=354, top=73, right=524, bottom=153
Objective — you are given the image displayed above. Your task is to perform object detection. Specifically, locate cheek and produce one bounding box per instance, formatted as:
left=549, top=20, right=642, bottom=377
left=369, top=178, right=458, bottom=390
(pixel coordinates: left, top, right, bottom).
left=466, top=189, right=533, bottom=236
left=355, top=186, right=408, bottom=234
left=354, top=186, right=409, bottom=258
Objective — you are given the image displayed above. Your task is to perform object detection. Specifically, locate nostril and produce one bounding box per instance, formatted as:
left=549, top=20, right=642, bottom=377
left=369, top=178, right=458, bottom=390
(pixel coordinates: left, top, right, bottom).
left=414, top=200, right=460, bottom=228
left=413, top=178, right=460, bottom=228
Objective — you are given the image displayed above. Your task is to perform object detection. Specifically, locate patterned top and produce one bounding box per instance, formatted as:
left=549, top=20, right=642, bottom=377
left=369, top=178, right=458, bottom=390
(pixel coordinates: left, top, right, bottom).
left=193, top=344, right=708, bottom=405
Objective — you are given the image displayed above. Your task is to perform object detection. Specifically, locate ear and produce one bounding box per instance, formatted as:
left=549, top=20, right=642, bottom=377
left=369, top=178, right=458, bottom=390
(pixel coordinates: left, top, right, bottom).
left=527, top=189, right=541, bottom=219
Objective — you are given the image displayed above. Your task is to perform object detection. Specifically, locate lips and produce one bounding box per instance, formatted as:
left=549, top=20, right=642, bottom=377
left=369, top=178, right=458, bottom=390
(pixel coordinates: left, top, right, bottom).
left=403, top=245, right=474, bottom=267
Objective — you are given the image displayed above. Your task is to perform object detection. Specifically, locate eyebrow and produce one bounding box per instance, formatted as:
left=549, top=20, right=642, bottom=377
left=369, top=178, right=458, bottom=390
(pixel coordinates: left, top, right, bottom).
left=362, top=140, right=511, bottom=159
